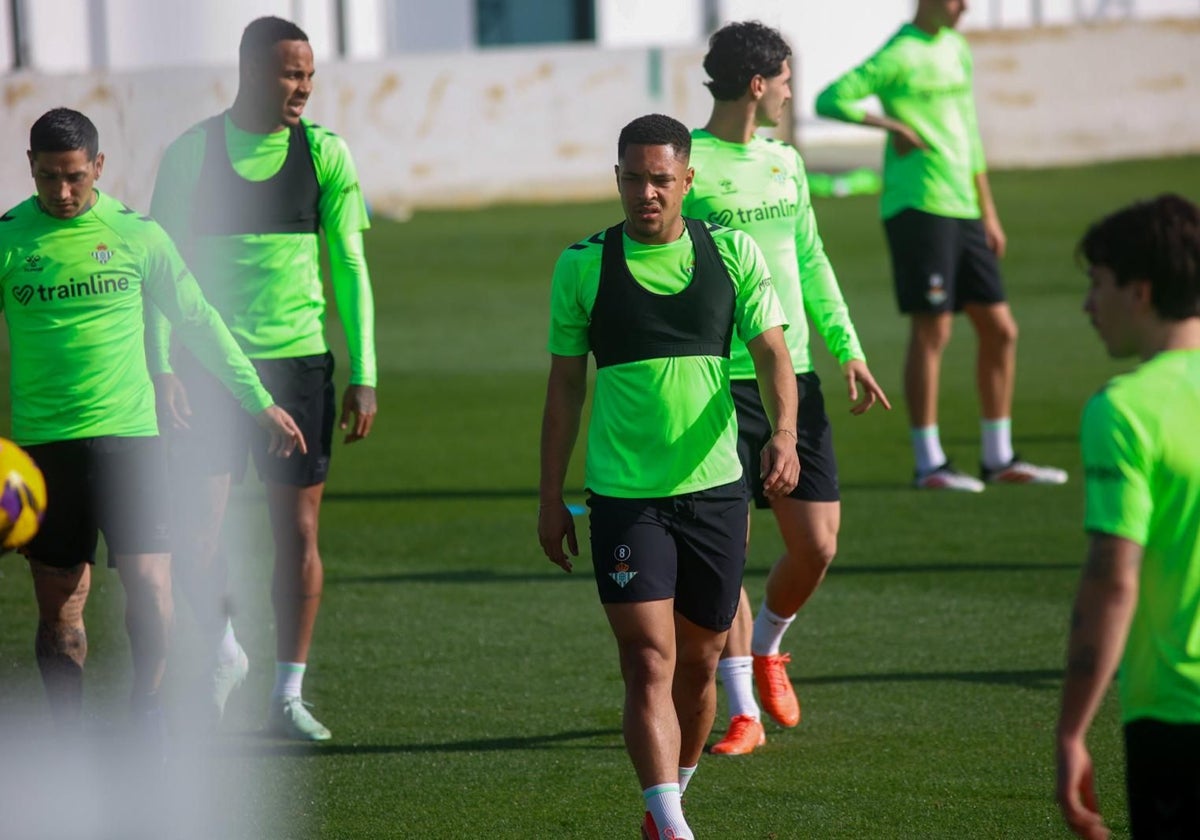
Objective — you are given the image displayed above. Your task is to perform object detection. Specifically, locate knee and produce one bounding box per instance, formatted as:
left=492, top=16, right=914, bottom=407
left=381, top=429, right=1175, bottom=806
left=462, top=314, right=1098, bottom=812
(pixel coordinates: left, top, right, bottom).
left=911, top=319, right=952, bottom=354
left=979, top=312, right=1019, bottom=351
left=619, top=643, right=675, bottom=690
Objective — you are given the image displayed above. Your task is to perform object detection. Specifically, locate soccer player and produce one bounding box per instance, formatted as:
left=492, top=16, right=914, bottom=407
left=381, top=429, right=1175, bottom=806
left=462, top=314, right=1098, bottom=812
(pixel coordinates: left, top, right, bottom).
left=0, top=107, right=304, bottom=731
left=683, top=21, right=891, bottom=755
left=538, top=114, right=799, bottom=839
left=147, top=16, right=377, bottom=740
left=1057, top=194, right=1200, bottom=839
left=815, top=0, right=1067, bottom=491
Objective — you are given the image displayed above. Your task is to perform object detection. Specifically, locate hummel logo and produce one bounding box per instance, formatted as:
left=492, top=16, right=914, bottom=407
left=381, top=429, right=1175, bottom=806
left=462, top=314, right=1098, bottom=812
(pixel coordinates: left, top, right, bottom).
left=13, top=285, right=35, bottom=305
left=23, top=254, right=42, bottom=272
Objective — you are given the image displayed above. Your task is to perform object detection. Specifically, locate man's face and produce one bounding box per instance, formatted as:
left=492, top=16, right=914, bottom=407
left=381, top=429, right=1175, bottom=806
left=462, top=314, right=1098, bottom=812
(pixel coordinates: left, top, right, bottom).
left=1084, top=264, right=1142, bottom=359
left=615, top=144, right=694, bottom=245
left=754, top=59, right=793, bottom=129
left=254, top=39, right=315, bottom=129
left=27, top=149, right=103, bottom=219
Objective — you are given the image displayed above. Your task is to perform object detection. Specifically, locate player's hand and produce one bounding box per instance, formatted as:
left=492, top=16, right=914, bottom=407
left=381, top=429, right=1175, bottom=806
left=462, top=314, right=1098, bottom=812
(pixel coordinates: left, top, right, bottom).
left=842, top=360, right=892, bottom=415
left=152, top=373, right=192, bottom=432
left=759, top=431, right=800, bottom=500
left=983, top=212, right=1008, bottom=258
left=254, top=405, right=308, bottom=458
left=890, top=124, right=929, bottom=156
left=1056, top=737, right=1110, bottom=840
left=538, top=501, right=577, bottom=573
left=340, top=384, right=377, bottom=444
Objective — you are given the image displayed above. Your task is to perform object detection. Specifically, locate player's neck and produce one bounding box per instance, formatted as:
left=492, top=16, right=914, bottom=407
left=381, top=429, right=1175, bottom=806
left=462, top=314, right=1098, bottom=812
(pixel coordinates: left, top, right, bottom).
left=227, top=98, right=285, bottom=135
left=1145, top=319, right=1200, bottom=359
left=702, top=103, right=757, bottom=145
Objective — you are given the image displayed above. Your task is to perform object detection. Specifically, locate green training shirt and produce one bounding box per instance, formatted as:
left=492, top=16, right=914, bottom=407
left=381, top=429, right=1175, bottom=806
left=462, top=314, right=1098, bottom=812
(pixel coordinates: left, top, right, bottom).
left=0, top=191, right=273, bottom=445
left=815, top=23, right=987, bottom=220
left=684, top=130, right=864, bottom=379
left=1081, top=349, right=1200, bottom=725
left=148, top=114, right=376, bottom=385
left=548, top=224, right=786, bottom=498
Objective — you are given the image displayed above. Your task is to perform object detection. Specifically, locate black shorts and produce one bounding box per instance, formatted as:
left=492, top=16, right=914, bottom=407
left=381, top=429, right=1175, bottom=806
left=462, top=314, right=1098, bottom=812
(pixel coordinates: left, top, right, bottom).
left=1124, top=718, right=1200, bottom=837
left=733, top=371, right=839, bottom=509
left=21, top=436, right=171, bottom=567
left=170, top=349, right=335, bottom=487
left=883, top=208, right=1006, bottom=314
left=587, top=481, right=747, bottom=632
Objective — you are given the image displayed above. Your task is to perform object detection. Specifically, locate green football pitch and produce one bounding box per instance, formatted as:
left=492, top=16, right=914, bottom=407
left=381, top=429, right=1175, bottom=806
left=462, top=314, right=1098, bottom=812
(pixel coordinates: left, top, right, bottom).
left=1, top=155, right=1198, bottom=838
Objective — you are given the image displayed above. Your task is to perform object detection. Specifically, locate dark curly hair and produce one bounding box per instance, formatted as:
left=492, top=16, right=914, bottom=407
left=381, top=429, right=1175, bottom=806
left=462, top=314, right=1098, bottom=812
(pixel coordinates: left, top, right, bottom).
left=1079, top=194, right=1200, bottom=321
left=617, top=114, right=692, bottom=161
left=703, top=21, right=791, bottom=102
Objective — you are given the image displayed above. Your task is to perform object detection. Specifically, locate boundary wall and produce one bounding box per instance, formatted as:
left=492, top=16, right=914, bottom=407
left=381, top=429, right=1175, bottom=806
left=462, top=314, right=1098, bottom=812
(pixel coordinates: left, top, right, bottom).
left=0, top=19, right=1196, bottom=215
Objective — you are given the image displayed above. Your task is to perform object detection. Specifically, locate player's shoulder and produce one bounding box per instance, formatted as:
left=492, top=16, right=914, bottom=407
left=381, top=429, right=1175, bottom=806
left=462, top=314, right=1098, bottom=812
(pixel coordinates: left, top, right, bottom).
left=757, top=136, right=804, bottom=167
left=92, top=193, right=171, bottom=243
left=0, top=197, right=37, bottom=227
left=303, top=119, right=352, bottom=156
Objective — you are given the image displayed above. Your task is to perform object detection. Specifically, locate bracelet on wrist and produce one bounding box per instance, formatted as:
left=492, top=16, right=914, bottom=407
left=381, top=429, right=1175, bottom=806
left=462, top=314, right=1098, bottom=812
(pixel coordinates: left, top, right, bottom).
left=773, top=428, right=797, bottom=441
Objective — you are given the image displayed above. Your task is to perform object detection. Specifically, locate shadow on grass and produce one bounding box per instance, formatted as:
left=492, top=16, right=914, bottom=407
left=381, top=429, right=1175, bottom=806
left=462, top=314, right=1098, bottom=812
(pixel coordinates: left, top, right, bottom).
left=800, top=667, right=1060, bottom=691
left=327, top=560, right=1078, bottom=586
left=225, top=726, right=622, bottom=758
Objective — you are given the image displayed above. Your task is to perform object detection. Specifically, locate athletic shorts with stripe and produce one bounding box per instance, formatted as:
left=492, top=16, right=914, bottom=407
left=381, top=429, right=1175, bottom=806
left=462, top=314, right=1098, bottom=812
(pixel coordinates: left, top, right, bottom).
left=587, top=480, right=748, bottom=632
left=733, top=371, right=840, bottom=509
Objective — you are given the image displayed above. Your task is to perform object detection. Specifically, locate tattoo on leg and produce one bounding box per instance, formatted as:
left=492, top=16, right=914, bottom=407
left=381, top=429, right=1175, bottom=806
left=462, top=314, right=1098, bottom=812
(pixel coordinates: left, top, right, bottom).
left=34, top=621, right=87, bottom=723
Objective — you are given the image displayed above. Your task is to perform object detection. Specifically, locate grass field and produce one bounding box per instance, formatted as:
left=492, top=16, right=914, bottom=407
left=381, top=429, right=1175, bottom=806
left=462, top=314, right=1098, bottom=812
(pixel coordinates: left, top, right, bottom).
left=1, top=155, right=1199, bottom=839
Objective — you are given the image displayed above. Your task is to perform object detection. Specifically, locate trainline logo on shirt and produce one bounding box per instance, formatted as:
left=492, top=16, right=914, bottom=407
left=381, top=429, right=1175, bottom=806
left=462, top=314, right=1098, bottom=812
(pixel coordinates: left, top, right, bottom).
left=708, top=198, right=797, bottom=227
left=11, top=274, right=132, bottom=305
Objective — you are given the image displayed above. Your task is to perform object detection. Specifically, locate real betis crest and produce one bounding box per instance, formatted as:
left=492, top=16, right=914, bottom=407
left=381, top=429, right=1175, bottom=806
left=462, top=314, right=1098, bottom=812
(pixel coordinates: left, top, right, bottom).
left=92, top=243, right=112, bottom=264
left=609, top=545, right=637, bottom=589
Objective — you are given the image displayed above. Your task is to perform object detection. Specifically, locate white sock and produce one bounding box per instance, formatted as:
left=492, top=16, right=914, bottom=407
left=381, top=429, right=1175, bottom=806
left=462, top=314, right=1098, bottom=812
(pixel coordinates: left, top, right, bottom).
left=911, top=425, right=947, bottom=474
left=751, top=604, right=795, bottom=656
left=216, top=620, right=241, bottom=665
left=981, top=418, right=1014, bottom=470
left=642, top=784, right=692, bottom=840
left=678, top=765, right=697, bottom=793
left=272, top=662, right=306, bottom=699
left=717, top=656, right=759, bottom=720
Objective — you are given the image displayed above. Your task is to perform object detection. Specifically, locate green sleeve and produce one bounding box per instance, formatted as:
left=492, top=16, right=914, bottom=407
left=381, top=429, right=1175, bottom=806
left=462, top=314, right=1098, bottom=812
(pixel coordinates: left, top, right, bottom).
left=146, top=128, right=205, bottom=376
left=724, top=230, right=787, bottom=345
left=793, top=154, right=864, bottom=364
left=962, top=47, right=987, bottom=175
left=815, top=50, right=894, bottom=123
left=327, top=230, right=377, bottom=386
left=547, top=245, right=595, bottom=357
left=1081, top=391, right=1151, bottom=545
left=141, top=226, right=273, bottom=415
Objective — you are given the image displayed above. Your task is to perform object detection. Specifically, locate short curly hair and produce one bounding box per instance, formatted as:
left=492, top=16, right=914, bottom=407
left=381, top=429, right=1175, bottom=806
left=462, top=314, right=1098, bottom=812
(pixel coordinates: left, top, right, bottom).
left=617, top=114, right=692, bottom=161
left=703, top=21, right=791, bottom=102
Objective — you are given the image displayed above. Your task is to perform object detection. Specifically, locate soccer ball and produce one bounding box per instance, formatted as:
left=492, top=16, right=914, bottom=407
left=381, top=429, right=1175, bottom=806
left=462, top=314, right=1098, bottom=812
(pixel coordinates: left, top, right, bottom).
left=0, top=437, right=47, bottom=551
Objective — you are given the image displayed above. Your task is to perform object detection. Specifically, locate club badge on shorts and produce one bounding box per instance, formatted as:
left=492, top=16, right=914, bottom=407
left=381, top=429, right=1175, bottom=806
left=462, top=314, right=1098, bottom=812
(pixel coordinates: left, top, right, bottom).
left=609, top=544, right=637, bottom=589
left=926, top=272, right=947, bottom=307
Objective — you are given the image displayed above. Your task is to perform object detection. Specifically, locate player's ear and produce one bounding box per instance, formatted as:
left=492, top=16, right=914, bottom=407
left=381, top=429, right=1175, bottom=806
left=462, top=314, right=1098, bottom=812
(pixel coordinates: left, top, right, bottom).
left=749, top=74, right=766, bottom=100
left=683, top=166, right=694, bottom=193
left=93, top=152, right=105, bottom=179
left=26, top=150, right=34, bottom=175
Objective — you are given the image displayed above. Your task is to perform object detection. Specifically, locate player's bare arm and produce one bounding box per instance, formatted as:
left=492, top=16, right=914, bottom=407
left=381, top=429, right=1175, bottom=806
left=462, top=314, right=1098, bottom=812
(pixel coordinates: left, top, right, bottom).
left=974, top=171, right=1007, bottom=257
left=746, top=326, right=800, bottom=498
left=1055, top=534, right=1141, bottom=840
left=340, top=384, right=377, bottom=443
left=538, top=353, right=587, bottom=572
left=856, top=113, right=929, bottom=156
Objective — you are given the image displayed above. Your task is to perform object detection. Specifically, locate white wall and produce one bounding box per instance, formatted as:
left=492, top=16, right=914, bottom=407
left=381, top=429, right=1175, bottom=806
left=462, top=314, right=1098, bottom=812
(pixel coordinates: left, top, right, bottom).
left=1, top=19, right=1196, bottom=216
